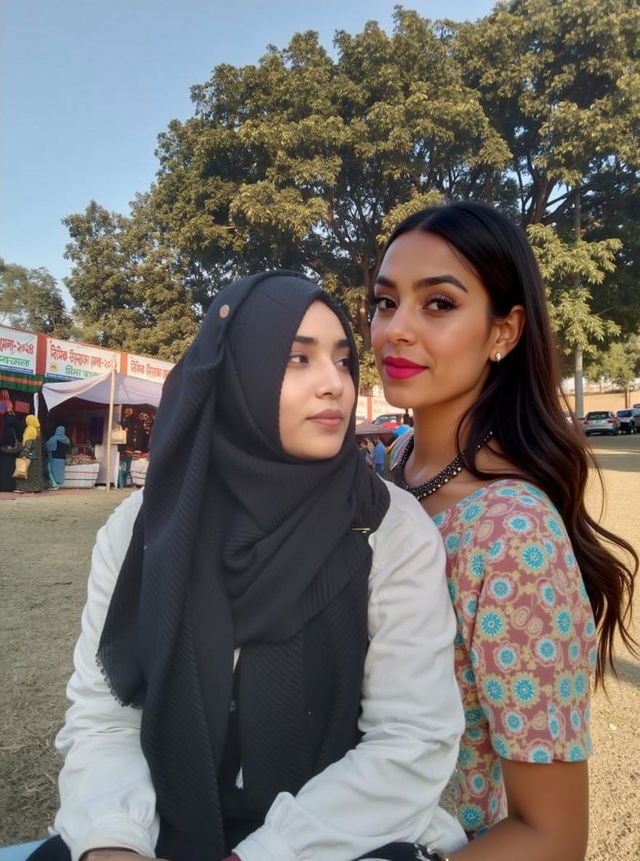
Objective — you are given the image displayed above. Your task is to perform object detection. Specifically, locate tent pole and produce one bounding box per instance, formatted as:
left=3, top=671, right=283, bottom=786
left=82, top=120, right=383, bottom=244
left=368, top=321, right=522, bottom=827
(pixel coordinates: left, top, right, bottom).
left=106, top=369, right=116, bottom=493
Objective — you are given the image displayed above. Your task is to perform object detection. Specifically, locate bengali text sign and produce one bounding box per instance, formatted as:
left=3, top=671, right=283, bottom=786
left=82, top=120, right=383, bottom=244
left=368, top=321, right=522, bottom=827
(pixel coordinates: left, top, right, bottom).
left=46, top=338, right=119, bottom=380
left=0, top=326, right=37, bottom=375
left=127, top=354, right=174, bottom=383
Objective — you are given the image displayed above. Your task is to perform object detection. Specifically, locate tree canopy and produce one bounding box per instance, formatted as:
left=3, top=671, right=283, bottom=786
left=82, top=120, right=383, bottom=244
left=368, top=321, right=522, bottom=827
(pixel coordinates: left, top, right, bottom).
left=59, top=0, right=638, bottom=379
left=0, top=259, right=72, bottom=337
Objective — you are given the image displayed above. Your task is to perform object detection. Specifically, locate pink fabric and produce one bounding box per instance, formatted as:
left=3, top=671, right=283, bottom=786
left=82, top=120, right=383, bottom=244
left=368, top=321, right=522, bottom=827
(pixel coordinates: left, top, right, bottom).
left=431, top=479, right=596, bottom=836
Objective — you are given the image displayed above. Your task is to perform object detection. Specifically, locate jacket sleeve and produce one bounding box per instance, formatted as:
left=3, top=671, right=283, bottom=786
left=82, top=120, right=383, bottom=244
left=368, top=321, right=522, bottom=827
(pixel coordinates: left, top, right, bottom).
left=52, top=490, right=159, bottom=861
left=234, top=481, right=467, bottom=861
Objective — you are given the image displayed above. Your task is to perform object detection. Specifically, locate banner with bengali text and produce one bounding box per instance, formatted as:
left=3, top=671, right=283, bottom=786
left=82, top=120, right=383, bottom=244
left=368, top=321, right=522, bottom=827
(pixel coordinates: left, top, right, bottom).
left=126, top=354, right=174, bottom=383
left=0, top=326, right=38, bottom=375
left=46, top=338, right=119, bottom=380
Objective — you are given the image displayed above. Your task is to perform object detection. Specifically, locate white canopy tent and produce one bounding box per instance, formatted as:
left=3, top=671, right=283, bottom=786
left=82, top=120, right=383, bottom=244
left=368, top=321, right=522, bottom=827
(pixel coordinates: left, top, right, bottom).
left=41, top=371, right=163, bottom=410
left=41, top=370, right=165, bottom=491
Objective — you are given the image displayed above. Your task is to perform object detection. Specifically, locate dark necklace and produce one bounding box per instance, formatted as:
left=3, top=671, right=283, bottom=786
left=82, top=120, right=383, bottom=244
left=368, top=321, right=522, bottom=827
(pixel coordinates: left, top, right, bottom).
left=397, top=431, right=493, bottom=501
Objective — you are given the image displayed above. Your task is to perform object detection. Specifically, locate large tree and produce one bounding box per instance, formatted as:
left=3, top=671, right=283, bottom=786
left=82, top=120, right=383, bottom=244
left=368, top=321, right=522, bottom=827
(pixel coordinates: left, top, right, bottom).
left=453, top=0, right=640, bottom=409
left=585, top=337, right=640, bottom=406
left=63, top=200, right=198, bottom=360
left=0, top=258, right=72, bottom=336
left=62, top=3, right=639, bottom=387
left=149, top=10, right=508, bottom=345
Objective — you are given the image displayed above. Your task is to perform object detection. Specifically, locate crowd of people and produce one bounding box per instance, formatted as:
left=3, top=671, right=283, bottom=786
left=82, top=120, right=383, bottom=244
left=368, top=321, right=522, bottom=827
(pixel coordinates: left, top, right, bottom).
left=11, top=202, right=637, bottom=861
left=0, top=410, right=70, bottom=494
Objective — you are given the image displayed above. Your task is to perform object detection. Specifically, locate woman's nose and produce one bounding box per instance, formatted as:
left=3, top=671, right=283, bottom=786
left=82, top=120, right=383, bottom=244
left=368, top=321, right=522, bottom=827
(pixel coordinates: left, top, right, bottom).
left=317, top=361, right=344, bottom=397
left=383, top=305, right=416, bottom=344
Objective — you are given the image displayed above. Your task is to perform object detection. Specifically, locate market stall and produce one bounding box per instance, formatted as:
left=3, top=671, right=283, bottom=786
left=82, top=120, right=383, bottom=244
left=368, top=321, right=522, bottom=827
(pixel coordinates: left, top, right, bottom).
left=41, top=371, right=164, bottom=489
left=0, top=325, right=44, bottom=444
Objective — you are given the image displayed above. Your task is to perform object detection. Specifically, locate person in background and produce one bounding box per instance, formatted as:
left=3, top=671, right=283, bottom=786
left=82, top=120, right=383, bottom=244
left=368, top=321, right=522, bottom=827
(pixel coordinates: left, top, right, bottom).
left=14, top=414, right=44, bottom=494
left=372, top=436, right=386, bottom=476
left=0, top=407, right=21, bottom=492
left=118, top=410, right=135, bottom=487
left=30, top=271, right=466, bottom=861
left=46, top=426, right=71, bottom=490
left=358, top=437, right=373, bottom=468
left=371, top=201, right=637, bottom=861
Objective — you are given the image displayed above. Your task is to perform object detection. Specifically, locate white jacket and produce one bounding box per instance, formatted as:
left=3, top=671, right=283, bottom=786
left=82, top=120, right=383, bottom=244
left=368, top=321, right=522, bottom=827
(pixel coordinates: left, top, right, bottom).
left=52, top=483, right=467, bottom=861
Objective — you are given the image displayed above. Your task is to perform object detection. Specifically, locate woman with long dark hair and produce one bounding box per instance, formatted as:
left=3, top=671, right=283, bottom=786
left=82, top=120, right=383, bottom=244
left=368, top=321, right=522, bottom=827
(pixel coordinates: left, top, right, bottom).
left=371, top=201, right=637, bottom=860
left=30, top=272, right=466, bottom=861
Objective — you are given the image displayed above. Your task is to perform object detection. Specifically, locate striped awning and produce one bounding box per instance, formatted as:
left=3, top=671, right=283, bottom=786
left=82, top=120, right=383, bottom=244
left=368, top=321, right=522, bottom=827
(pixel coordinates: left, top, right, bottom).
left=0, top=370, right=45, bottom=392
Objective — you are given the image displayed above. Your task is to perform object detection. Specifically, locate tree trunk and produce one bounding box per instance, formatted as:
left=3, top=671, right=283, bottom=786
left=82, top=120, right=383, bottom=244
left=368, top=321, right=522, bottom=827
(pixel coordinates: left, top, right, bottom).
left=572, top=189, right=584, bottom=417
left=574, top=348, right=584, bottom=419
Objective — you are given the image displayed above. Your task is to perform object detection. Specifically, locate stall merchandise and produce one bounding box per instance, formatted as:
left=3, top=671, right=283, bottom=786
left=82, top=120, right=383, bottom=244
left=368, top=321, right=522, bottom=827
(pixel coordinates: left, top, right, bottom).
left=63, top=459, right=100, bottom=488
left=41, top=372, right=163, bottom=488
left=131, top=454, right=149, bottom=487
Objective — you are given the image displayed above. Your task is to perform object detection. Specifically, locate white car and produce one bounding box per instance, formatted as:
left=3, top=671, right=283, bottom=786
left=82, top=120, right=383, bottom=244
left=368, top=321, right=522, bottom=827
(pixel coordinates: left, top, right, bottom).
left=616, top=408, right=640, bottom=434
left=583, top=411, right=620, bottom=436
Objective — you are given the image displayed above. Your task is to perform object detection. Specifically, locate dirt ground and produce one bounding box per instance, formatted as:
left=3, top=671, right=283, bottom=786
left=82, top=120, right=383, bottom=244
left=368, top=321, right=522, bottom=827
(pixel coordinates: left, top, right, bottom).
left=1, top=435, right=639, bottom=858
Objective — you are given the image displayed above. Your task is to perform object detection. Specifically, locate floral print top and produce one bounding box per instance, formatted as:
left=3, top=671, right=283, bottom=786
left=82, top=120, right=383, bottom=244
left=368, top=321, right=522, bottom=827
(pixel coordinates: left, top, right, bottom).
left=426, top=477, right=595, bottom=836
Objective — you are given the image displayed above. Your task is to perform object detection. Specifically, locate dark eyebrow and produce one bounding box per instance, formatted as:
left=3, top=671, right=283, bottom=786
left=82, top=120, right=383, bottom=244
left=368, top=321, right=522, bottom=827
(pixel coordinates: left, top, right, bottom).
left=293, top=336, right=351, bottom=348
left=375, top=274, right=468, bottom=293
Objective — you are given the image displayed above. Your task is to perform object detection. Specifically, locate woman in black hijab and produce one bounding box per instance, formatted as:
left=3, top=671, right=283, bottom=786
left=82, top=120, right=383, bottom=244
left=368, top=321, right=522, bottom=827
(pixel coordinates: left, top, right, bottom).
left=0, top=408, right=21, bottom=491
left=31, top=272, right=466, bottom=861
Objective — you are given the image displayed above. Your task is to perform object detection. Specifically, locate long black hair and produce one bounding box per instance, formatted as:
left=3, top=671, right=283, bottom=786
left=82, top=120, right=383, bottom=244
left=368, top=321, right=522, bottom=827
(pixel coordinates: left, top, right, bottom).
left=383, top=201, right=637, bottom=686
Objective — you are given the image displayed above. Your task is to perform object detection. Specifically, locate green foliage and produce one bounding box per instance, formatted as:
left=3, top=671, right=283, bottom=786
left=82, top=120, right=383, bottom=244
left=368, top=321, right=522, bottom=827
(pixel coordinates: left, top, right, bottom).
left=149, top=10, right=510, bottom=345
left=527, top=224, right=620, bottom=353
left=455, top=0, right=640, bottom=220
left=0, top=259, right=72, bottom=336
left=584, top=337, right=640, bottom=388
left=63, top=200, right=198, bottom=360
left=58, top=1, right=639, bottom=377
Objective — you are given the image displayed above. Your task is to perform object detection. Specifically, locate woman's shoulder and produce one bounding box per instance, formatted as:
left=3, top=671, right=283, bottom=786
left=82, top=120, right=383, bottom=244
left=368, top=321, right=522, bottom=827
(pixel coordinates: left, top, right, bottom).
left=436, top=480, right=581, bottom=584
left=100, top=488, right=144, bottom=546
left=378, top=478, right=439, bottom=534
left=437, top=479, right=560, bottom=525
left=368, top=479, right=441, bottom=554
left=433, top=479, right=574, bottom=557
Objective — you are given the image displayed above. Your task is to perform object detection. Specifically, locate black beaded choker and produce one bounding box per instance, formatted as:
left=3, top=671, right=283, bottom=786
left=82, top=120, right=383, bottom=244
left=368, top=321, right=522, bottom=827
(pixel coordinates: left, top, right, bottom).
left=396, top=431, right=493, bottom=501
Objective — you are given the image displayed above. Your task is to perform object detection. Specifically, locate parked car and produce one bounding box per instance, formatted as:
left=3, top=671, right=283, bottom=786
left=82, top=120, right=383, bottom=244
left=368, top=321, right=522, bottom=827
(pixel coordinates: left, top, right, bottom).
left=583, top=410, right=620, bottom=436
left=372, top=412, right=404, bottom=428
left=616, top=408, right=640, bottom=434
left=372, top=413, right=405, bottom=445
left=562, top=409, right=581, bottom=425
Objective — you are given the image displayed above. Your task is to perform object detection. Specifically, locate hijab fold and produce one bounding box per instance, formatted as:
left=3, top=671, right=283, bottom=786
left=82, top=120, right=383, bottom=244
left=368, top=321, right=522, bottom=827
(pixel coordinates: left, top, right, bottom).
left=98, top=272, right=390, bottom=861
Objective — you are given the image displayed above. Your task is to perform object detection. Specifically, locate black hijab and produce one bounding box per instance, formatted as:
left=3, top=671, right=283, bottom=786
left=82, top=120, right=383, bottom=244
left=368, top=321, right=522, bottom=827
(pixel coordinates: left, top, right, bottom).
left=98, top=271, right=390, bottom=861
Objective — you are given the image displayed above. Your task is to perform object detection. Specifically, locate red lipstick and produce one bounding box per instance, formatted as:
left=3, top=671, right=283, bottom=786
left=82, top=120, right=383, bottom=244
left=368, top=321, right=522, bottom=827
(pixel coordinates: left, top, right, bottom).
left=383, top=356, right=427, bottom=380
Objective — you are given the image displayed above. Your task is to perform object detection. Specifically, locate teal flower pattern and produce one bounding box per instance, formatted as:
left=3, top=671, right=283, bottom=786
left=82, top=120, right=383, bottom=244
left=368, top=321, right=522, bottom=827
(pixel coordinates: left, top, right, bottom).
left=433, top=479, right=595, bottom=837
left=535, top=638, right=557, bottom=662
left=521, top=543, right=546, bottom=570
left=478, top=609, right=505, bottom=638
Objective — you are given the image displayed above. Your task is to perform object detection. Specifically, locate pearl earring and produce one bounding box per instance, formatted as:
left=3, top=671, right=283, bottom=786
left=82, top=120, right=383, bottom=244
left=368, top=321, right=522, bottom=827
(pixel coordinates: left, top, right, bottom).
left=495, top=352, right=502, bottom=363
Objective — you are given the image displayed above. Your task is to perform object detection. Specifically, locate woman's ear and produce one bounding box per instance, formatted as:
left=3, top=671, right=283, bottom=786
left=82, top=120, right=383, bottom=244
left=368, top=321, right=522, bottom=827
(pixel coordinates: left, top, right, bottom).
left=491, top=305, right=525, bottom=362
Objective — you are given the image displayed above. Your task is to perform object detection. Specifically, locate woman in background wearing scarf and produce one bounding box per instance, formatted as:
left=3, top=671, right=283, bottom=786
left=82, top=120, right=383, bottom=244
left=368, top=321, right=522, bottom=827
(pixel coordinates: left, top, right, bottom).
left=14, top=414, right=44, bottom=494
left=30, top=272, right=466, bottom=861
left=46, top=426, right=71, bottom=489
left=0, top=408, right=21, bottom=492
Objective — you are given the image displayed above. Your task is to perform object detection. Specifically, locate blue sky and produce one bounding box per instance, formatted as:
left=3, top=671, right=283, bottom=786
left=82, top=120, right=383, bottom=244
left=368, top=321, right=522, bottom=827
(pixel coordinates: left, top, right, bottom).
left=2, top=0, right=494, bottom=300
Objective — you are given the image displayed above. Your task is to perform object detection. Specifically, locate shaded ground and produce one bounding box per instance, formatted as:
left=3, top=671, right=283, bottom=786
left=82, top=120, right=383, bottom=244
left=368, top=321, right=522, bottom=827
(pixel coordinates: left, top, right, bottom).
left=1, top=437, right=639, bottom=858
